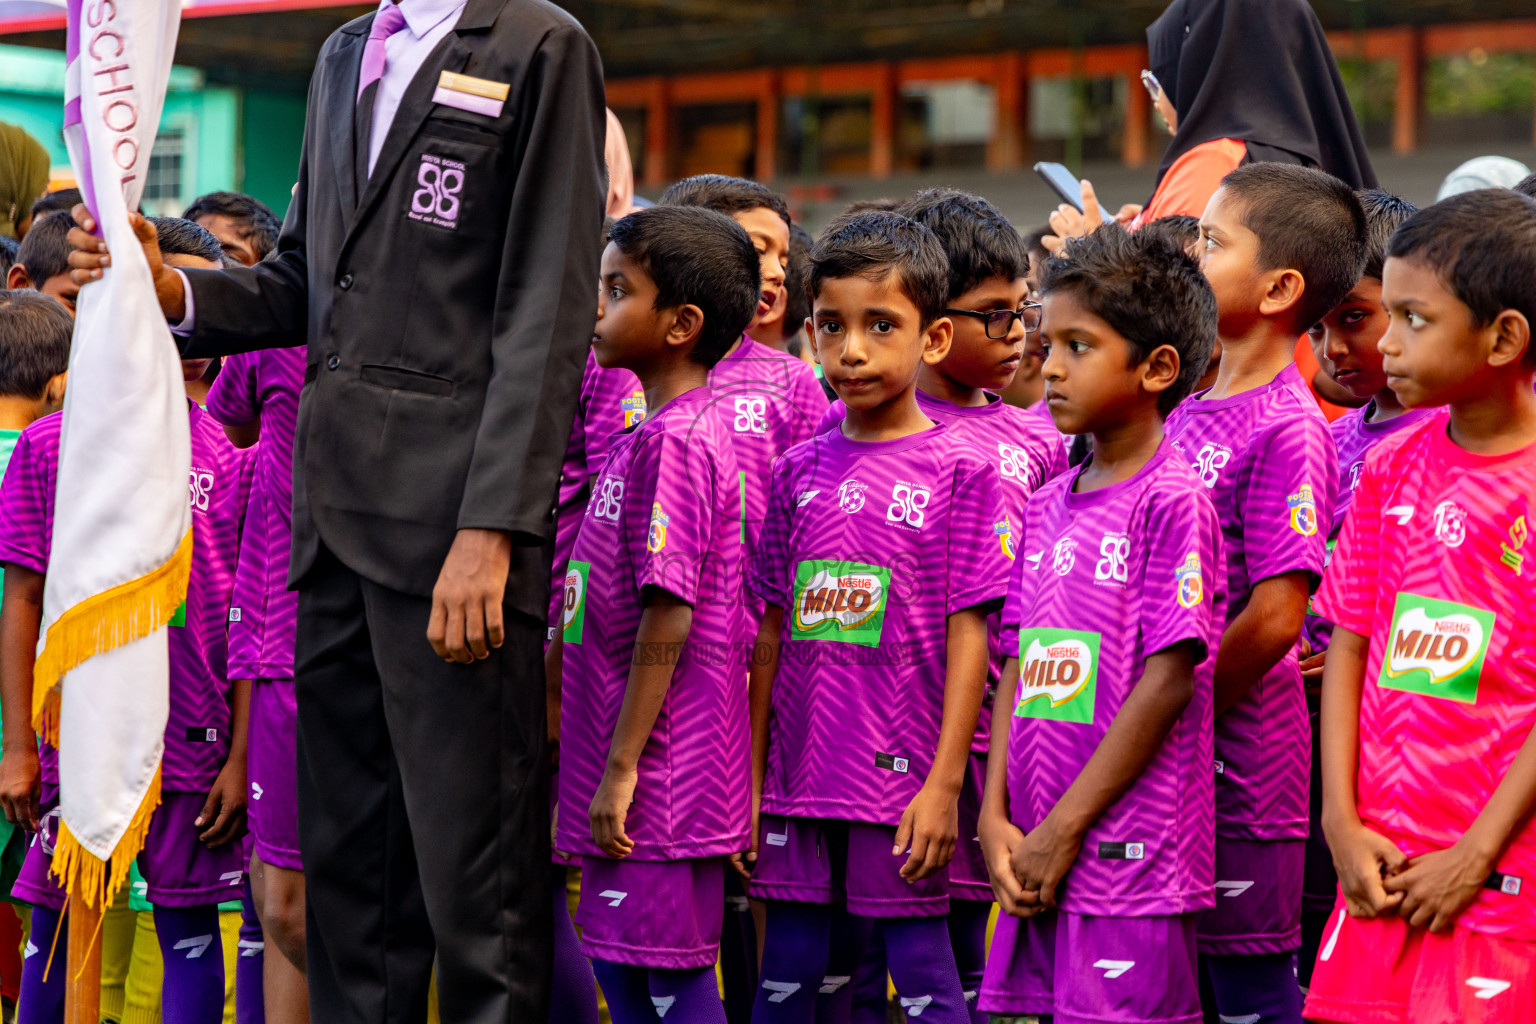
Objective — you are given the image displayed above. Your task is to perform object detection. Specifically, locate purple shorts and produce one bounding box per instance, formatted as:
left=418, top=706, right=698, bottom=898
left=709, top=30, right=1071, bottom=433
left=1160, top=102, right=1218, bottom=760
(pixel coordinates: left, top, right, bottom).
left=248, top=678, right=301, bottom=872
left=980, top=911, right=1201, bottom=1023
left=749, top=815, right=949, bottom=918
left=1196, top=836, right=1304, bottom=955
left=13, top=792, right=243, bottom=910
left=576, top=856, right=724, bottom=969
left=950, top=753, right=991, bottom=901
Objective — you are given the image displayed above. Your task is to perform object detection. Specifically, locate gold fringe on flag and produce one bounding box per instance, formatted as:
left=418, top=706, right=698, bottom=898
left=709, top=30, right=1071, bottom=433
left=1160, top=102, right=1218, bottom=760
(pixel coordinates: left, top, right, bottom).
left=49, top=765, right=161, bottom=910
left=31, top=528, right=193, bottom=746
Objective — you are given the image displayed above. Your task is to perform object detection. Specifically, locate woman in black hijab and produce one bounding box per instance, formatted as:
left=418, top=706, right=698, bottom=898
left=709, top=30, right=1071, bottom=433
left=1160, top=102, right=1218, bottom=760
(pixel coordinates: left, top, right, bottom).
left=1049, top=0, right=1377, bottom=239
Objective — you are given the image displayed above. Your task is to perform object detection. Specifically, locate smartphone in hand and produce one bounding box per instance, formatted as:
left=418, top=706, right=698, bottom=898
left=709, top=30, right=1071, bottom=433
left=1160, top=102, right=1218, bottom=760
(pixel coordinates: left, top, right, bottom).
left=1034, top=162, right=1115, bottom=222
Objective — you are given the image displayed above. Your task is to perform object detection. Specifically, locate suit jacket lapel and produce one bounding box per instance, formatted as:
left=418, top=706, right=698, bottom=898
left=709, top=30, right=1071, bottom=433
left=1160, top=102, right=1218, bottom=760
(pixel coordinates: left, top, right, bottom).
left=323, top=24, right=368, bottom=220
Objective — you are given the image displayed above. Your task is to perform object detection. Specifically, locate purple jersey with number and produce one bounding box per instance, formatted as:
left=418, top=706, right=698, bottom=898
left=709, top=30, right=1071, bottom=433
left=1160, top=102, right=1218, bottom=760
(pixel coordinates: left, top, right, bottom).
left=557, top=387, right=749, bottom=861
left=1001, top=444, right=1226, bottom=915
left=1164, top=364, right=1337, bottom=839
left=747, top=425, right=1010, bottom=825
left=813, top=390, right=1068, bottom=751
left=206, top=347, right=304, bottom=681
left=549, top=354, right=648, bottom=632
left=0, top=404, right=249, bottom=793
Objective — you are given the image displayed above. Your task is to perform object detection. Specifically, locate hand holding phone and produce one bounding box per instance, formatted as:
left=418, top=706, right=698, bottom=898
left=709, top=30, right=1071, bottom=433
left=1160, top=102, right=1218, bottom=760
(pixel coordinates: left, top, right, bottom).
left=1034, top=162, right=1115, bottom=222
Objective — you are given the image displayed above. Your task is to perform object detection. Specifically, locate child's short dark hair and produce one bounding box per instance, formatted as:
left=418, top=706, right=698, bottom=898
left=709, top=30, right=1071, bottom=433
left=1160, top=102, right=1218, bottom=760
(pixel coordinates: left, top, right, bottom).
left=658, top=174, right=791, bottom=231
left=898, top=188, right=1029, bottom=302
left=181, top=191, right=281, bottom=261
left=30, top=188, right=82, bottom=221
left=1356, top=190, right=1418, bottom=281
left=784, top=222, right=813, bottom=331
left=607, top=206, right=761, bottom=368
left=150, top=217, right=227, bottom=267
left=1139, top=215, right=1201, bottom=256
left=1218, top=163, right=1368, bottom=330
left=1387, top=189, right=1536, bottom=364
left=808, top=212, right=948, bottom=327
left=0, top=235, right=17, bottom=279
left=1040, top=223, right=1217, bottom=415
left=1515, top=173, right=1536, bottom=199
left=0, top=290, right=72, bottom=399
left=14, top=211, right=73, bottom=287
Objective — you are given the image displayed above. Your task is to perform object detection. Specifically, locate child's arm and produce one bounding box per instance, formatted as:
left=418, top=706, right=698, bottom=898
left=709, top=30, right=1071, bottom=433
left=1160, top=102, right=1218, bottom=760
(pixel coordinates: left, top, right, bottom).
left=898, top=606, right=989, bottom=882
left=1384, top=713, right=1536, bottom=933
left=0, top=566, right=42, bottom=831
left=977, top=655, right=1028, bottom=915
left=197, top=678, right=250, bottom=848
left=1009, top=641, right=1198, bottom=912
left=1210, top=570, right=1311, bottom=716
left=589, top=588, right=692, bottom=858
left=1319, top=627, right=1406, bottom=919
left=732, top=604, right=782, bottom=882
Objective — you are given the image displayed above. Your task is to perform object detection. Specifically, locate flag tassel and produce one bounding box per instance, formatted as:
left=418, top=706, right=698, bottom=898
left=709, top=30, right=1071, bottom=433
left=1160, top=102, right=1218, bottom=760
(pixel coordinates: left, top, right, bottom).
left=49, top=765, right=161, bottom=911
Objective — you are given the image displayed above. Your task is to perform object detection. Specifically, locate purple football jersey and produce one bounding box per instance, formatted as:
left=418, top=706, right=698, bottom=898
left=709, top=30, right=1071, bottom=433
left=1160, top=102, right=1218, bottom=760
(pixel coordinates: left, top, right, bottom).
left=0, top=404, right=249, bottom=793
left=1164, top=364, right=1337, bottom=839
left=1000, top=444, right=1226, bottom=915
left=556, top=387, right=750, bottom=861
left=548, top=353, right=647, bottom=632
left=747, top=424, right=1011, bottom=825
left=206, top=347, right=304, bottom=681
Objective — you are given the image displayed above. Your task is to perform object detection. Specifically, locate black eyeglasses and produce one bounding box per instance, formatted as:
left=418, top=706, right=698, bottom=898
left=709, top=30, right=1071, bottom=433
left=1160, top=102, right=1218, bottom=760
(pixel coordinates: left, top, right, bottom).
left=944, top=303, right=1043, bottom=339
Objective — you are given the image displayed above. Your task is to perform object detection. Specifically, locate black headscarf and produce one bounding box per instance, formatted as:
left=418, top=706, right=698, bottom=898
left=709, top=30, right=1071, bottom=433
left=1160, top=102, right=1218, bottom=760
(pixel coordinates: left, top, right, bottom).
left=1148, top=0, right=1377, bottom=196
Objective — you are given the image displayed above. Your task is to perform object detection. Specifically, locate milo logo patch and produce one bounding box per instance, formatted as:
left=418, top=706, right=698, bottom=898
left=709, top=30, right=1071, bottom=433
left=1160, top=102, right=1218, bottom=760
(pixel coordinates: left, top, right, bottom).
left=562, top=560, right=591, bottom=645
left=1016, top=628, right=1101, bottom=724
left=1377, top=592, right=1495, bottom=703
left=791, top=560, right=890, bottom=647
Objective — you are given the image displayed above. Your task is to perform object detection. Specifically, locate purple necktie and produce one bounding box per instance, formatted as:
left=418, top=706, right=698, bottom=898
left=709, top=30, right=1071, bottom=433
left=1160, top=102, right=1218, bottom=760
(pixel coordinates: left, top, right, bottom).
left=357, top=4, right=408, bottom=101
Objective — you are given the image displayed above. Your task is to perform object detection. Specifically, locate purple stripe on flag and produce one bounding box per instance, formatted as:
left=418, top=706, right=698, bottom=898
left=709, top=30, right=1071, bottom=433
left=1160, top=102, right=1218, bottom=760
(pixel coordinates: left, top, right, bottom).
left=64, top=0, right=81, bottom=64
left=64, top=97, right=81, bottom=131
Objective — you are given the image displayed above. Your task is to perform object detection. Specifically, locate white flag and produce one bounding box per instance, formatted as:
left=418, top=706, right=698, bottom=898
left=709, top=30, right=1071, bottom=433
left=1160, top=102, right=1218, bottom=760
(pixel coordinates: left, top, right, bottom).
left=38, top=0, right=189, bottom=908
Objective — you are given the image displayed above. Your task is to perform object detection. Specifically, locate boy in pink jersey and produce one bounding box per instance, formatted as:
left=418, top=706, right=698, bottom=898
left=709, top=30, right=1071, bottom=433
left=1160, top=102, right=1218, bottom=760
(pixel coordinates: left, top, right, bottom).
left=979, top=226, right=1226, bottom=1024
left=1306, top=188, right=1536, bottom=1024
left=550, top=206, right=760, bottom=1024
left=1296, top=191, right=1433, bottom=979
left=1168, top=164, right=1363, bottom=1023
left=205, top=344, right=308, bottom=1022
left=742, top=213, right=1010, bottom=1024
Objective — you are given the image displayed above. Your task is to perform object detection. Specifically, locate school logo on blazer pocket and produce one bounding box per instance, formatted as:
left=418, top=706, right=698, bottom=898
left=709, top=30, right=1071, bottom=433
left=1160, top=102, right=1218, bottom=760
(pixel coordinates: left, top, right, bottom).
left=409, top=154, right=465, bottom=229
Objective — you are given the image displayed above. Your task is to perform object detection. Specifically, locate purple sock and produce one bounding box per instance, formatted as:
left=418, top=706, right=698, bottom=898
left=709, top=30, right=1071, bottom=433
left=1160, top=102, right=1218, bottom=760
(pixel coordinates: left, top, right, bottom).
left=236, top=881, right=265, bottom=1024
left=719, top=874, right=756, bottom=1024
left=882, top=916, right=970, bottom=1024
left=814, top=906, right=871, bottom=1024
left=551, top=871, right=599, bottom=1024
left=651, top=967, right=727, bottom=1023
left=1202, top=951, right=1303, bottom=1024
left=592, top=959, right=656, bottom=1024
left=947, top=901, right=990, bottom=1024
left=154, top=904, right=226, bottom=1024
left=847, top=922, right=887, bottom=1024
left=752, top=901, right=830, bottom=1022
left=19, top=905, right=65, bottom=1024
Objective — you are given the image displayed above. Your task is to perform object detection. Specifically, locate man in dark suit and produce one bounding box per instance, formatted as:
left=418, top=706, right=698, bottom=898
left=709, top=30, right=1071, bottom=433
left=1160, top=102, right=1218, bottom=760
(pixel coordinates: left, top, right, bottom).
left=70, top=1, right=606, bottom=1020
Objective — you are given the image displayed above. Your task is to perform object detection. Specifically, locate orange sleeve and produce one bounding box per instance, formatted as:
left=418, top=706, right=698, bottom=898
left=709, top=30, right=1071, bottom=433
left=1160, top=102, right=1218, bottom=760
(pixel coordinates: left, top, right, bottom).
left=1139, top=138, right=1248, bottom=222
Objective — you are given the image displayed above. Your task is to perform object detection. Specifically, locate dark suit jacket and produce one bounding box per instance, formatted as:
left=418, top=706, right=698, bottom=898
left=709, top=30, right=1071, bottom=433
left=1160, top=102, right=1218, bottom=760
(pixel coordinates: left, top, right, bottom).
left=181, top=0, right=606, bottom=620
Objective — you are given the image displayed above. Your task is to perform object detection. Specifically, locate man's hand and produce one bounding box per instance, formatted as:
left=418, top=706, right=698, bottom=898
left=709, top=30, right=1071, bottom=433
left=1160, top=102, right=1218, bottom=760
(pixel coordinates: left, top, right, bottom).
left=0, top=745, right=40, bottom=832
left=196, top=757, right=248, bottom=848
left=65, top=207, right=188, bottom=322
left=589, top=764, right=638, bottom=858
left=894, top=781, right=959, bottom=882
left=1385, top=841, right=1490, bottom=932
left=428, top=528, right=512, bottom=663
left=1327, top=818, right=1407, bottom=919
left=1008, top=813, right=1083, bottom=913
left=978, top=808, right=1028, bottom=916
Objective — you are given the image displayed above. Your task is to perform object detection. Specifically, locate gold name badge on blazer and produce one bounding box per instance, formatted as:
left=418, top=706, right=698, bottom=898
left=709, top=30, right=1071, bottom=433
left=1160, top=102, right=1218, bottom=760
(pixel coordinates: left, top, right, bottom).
left=433, top=71, right=510, bottom=117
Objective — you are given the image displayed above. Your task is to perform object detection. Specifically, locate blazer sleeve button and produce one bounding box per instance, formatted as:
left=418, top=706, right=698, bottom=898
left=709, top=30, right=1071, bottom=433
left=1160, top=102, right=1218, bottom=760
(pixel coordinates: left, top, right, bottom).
left=338, top=274, right=354, bottom=291
left=327, top=355, right=340, bottom=370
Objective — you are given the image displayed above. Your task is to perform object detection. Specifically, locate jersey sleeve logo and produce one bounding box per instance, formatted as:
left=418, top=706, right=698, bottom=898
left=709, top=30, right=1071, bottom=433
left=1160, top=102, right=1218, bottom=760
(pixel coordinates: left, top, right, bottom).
left=646, top=502, right=670, bottom=553
left=1287, top=484, right=1318, bottom=536
left=994, top=518, right=1015, bottom=560
left=791, top=560, right=890, bottom=647
left=1015, top=628, right=1100, bottom=724
left=1175, top=552, right=1203, bottom=609
left=1377, top=592, right=1495, bottom=703
left=562, top=560, right=591, bottom=645
left=620, top=391, right=647, bottom=428
left=1499, top=514, right=1527, bottom=575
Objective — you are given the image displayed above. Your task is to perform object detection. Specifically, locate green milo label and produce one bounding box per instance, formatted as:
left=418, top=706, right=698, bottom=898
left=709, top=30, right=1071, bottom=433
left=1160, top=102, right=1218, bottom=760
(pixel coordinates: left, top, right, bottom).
left=169, top=601, right=187, bottom=628
left=1015, top=628, right=1102, bottom=724
left=1376, top=592, right=1495, bottom=704
left=790, top=560, right=890, bottom=647
left=562, top=560, right=591, bottom=645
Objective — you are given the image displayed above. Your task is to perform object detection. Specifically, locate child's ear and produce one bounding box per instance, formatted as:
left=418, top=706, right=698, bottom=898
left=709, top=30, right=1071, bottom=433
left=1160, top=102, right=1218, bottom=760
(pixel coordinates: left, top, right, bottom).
left=43, top=371, right=67, bottom=412
left=803, top=317, right=818, bottom=361
left=5, top=264, right=28, bottom=291
left=1258, top=268, right=1306, bottom=321
left=921, top=316, right=954, bottom=367
left=666, top=304, right=706, bottom=351
left=1486, top=309, right=1531, bottom=370
left=1140, top=344, right=1181, bottom=396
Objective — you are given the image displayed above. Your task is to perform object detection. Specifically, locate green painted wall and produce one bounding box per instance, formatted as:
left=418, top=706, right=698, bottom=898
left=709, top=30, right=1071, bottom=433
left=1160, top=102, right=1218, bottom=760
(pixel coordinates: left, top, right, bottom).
left=239, top=90, right=307, bottom=220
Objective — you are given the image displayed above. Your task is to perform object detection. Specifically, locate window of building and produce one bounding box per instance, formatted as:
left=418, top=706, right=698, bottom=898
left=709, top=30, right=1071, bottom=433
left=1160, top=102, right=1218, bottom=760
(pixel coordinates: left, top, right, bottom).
left=779, top=94, right=872, bottom=177
left=675, top=101, right=757, bottom=179
left=143, top=127, right=186, bottom=216
left=1425, top=51, right=1536, bottom=145
left=897, top=80, right=995, bottom=171
left=1029, top=75, right=1127, bottom=164
left=1337, top=57, right=1398, bottom=148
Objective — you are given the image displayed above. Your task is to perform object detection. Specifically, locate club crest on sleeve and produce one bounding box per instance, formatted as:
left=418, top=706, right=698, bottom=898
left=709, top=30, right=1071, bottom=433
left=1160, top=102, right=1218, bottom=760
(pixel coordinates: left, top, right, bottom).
left=1175, top=552, right=1203, bottom=609
left=620, top=391, right=647, bottom=428
left=994, top=518, right=1015, bottom=560
left=1287, top=484, right=1317, bottom=536
left=647, top=503, right=669, bottom=553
